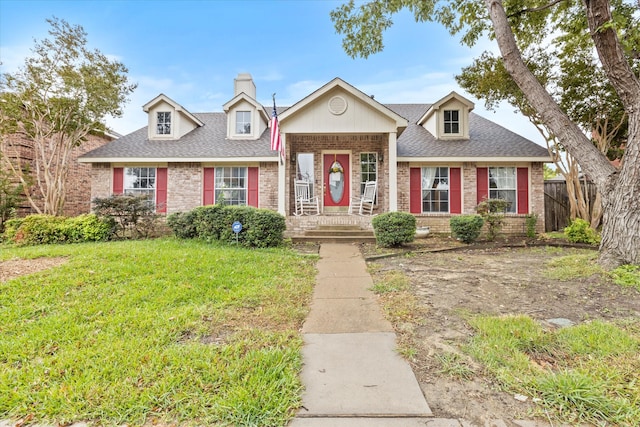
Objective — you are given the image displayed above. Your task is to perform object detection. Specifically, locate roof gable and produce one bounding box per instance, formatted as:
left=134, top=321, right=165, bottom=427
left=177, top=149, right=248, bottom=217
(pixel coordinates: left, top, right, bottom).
left=143, top=94, right=204, bottom=127
left=279, top=78, right=408, bottom=134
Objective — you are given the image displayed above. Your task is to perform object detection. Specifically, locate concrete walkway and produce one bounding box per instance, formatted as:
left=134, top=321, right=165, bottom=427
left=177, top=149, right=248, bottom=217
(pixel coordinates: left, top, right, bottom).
left=288, top=243, right=432, bottom=426
left=287, top=243, right=576, bottom=427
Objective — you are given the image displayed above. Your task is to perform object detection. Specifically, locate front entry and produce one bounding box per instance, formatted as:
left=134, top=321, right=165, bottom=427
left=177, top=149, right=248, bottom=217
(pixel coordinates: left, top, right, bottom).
left=323, top=153, right=350, bottom=210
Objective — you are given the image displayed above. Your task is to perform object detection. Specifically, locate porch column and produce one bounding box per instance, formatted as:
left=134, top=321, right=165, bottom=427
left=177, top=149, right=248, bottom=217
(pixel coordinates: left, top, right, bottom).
left=388, top=131, right=398, bottom=211
left=277, top=133, right=287, bottom=215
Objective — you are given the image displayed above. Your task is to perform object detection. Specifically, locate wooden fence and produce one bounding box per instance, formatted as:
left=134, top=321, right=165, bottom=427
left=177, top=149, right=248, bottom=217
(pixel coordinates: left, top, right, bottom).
left=544, top=180, right=597, bottom=232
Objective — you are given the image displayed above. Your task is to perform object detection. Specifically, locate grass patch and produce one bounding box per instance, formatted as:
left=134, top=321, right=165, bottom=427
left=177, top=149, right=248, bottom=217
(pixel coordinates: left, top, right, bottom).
left=609, top=264, right=640, bottom=291
left=465, top=314, right=640, bottom=426
left=435, top=352, right=475, bottom=380
left=0, top=239, right=316, bottom=426
left=544, top=252, right=602, bottom=280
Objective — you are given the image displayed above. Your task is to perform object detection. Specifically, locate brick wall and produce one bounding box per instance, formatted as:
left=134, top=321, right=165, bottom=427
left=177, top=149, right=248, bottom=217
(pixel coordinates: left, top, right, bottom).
left=167, top=163, right=202, bottom=214
left=1, top=131, right=113, bottom=217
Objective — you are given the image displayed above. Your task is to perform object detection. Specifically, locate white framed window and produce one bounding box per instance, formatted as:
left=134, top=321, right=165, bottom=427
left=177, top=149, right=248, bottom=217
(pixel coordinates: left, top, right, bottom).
left=443, top=110, right=460, bottom=134
left=235, top=111, right=251, bottom=135
left=296, top=153, right=315, bottom=197
left=422, top=167, right=449, bottom=212
left=360, top=153, right=378, bottom=203
left=489, top=167, right=516, bottom=212
left=124, top=167, right=156, bottom=203
left=215, top=167, right=247, bottom=205
left=156, top=112, right=171, bottom=135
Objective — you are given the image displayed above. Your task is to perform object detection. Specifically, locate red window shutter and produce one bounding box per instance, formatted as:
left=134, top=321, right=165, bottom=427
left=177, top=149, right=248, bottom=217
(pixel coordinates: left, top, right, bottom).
left=476, top=167, right=488, bottom=204
left=450, top=167, right=462, bottom=214
left=409, top=168, right=422, bottom=214
left=203, top=168, right=215, bottom=205
left=517, top=167, right=529, bottom=214
left=247, top=167, right=259, bottom=207
left=113, top=168, right=124, bottom=194
left=156, top=167, right=167, bottom=213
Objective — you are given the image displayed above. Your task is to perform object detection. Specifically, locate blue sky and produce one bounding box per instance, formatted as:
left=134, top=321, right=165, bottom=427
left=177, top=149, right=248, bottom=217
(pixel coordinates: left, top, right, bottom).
left=0, top=0, right=544, bottom=145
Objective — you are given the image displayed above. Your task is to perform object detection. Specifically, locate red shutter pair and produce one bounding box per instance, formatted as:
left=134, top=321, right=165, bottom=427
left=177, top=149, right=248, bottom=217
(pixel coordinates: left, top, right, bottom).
left=202, top=167, right=258, bottom=207
left=112, top=167, right=168, bottom=213
left=409, top=168, right=462, bottom=214
left=476, top=167, right=529, bottom=214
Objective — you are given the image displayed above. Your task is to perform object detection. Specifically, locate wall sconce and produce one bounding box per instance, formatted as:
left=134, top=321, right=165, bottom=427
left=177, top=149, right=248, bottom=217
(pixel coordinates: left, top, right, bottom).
left=379, top=153, right=384, bottom=163
left=291, top=154, right=296, bottom=164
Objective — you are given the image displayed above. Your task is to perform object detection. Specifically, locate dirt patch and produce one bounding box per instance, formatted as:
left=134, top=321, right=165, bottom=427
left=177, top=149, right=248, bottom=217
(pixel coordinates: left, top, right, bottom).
left=0, top=257, right=68, bottom=282
left=362, top=238, right=640, bottom=425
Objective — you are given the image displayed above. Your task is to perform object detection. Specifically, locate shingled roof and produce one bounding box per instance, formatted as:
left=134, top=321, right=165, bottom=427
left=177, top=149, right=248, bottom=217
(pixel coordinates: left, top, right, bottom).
left=80, top=103, right=548, bottom=162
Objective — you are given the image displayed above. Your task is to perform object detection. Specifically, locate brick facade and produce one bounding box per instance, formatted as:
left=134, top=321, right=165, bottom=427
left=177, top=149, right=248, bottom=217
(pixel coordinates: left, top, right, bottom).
left=399, top=161, right=546, bottom=236
left=2, top=132, right=114, bottom=217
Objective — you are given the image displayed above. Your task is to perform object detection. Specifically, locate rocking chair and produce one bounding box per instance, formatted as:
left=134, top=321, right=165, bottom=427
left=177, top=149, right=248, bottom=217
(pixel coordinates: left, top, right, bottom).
left=294, top=180, right=320, bottom=215
left=349, top=180, right=377, bottom=215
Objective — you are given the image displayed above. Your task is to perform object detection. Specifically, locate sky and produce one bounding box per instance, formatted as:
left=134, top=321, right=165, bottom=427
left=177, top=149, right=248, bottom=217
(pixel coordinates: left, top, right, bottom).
left=0, top=0, right=544, bottom=146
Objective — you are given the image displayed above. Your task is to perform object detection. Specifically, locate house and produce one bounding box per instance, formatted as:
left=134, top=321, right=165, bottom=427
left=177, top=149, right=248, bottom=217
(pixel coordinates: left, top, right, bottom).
left=78, top=73, right=550, bottom=235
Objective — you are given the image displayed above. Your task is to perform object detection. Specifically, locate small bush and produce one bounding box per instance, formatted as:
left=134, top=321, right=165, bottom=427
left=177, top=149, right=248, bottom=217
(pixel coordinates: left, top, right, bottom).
left=2, top=214, right=112, bottom=245
left=372, top=212, right=416, bottom=247
left=477, top=198, right=509, bottom=241
left=525, top=214, right=538, bottom=238
left=450, top=215, right=484, bottom=243
left=564, top=218, right=600, bottom=245
left=93, top=194, right=159, bottom=239
left=166, top=211, right=198, bottom=239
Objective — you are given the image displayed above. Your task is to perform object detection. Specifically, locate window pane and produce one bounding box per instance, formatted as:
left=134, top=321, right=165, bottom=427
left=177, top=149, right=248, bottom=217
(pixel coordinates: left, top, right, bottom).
left=215, top=167, right=247, bottom=205
left=236, top=111, right=251, bottom=134
left=296, top=153, right=315, bottom=196
left=422, top=167, right=449, bottom=212
left=443, top=110, right=459, bottom=134
left=157, top=112, right=171, bottom=135
left=360, top=153, right=377, bottom=201
left=489, top=167, right=516, bottom=212
left=124, top=167, right=156, bottom=207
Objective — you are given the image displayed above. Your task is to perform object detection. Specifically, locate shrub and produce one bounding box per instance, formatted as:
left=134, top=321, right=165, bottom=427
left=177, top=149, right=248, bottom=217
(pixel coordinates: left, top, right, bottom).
left=92, top=194, right=159, bottom=239
left=372, top=212, right=416, bottom=247
left=476, top=198, right=509, bottom=241
left=564, top=218, right=600, bottom=245
left=2, top=214, right=111, bottom=245
left=450, top=215, right=484, bottom=243
left=525, top=213, right=538, bottom=238
left=168, top=205, right=286, bottom=248
left=167, top=211, right=198, bottom=239
left=62, top=214, right=113, bottom=243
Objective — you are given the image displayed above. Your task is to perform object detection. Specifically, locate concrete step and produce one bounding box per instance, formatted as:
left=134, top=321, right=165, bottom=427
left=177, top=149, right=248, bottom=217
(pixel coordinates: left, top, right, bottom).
left=292, top=235, right=376, bottom=244
left=304, top=229, right=374, bottom=237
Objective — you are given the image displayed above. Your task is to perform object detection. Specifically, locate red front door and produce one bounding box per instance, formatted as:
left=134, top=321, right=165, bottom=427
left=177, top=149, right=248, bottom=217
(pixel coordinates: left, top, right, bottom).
left=323, top=153, right=350, bottom=208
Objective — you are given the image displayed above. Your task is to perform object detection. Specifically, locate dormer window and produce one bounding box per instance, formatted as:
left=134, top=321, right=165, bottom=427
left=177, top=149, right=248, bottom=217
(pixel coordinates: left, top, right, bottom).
left=157, top=112, right=171, bottom=135
left=444, top=110, right=459, bottom=134
left=236, top=111, right=251, bottom=135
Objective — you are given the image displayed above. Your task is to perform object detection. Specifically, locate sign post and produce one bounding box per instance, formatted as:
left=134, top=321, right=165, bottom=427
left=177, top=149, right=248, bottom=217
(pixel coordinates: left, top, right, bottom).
left=232, top=221, right=242, bottom=244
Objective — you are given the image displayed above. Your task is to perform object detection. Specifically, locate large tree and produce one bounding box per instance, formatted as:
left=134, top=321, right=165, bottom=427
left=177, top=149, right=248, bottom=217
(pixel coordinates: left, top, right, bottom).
left=0, top=18, right=136, bottom=215
left=331, top=0, right=639, bottom=268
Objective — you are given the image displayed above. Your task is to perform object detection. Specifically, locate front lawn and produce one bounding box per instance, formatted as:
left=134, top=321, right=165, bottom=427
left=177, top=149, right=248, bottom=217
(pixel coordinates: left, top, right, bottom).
left=0, top=239, right=316, bottom=426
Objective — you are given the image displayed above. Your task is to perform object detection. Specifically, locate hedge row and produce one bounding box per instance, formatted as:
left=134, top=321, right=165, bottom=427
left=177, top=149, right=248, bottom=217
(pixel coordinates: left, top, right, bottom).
left=167, top=205, right=286, bottom=248
left=2, top=214, right=113, bottom=245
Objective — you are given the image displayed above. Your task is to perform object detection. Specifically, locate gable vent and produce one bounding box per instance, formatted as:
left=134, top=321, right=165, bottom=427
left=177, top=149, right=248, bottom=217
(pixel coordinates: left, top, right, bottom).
left=328, top=96, right=348, bottom=115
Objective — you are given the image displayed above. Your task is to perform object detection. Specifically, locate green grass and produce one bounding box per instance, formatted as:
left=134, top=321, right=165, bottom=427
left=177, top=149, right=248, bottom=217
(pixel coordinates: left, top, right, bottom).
left=465, top=315, right=640, bottom=426
left=544, top=252, right=602, bottom=280
left=0, top=239, right=317, bottom=426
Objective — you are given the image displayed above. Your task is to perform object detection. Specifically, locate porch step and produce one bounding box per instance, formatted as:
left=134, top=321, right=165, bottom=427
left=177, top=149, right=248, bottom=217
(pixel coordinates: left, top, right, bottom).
left=292, top=225, right=376, bottom=244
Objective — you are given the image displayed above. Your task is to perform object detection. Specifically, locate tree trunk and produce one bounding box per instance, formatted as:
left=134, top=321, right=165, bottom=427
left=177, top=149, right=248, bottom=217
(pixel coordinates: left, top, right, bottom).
left=485, top=0, right=639, bottom=267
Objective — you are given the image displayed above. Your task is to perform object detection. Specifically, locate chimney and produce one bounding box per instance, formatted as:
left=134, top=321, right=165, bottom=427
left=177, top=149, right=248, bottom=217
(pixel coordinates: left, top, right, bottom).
left=234, top=73, right=256, bottom=99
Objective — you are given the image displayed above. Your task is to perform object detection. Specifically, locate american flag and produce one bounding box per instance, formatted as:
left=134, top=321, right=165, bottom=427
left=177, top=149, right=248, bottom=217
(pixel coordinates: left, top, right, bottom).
left=270, top=101, right=282, bottom=156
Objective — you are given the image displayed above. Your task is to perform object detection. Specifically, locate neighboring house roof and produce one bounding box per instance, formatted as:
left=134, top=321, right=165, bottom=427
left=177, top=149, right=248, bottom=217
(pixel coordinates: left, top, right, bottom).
left=80, top=95, right=549, bottom=163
